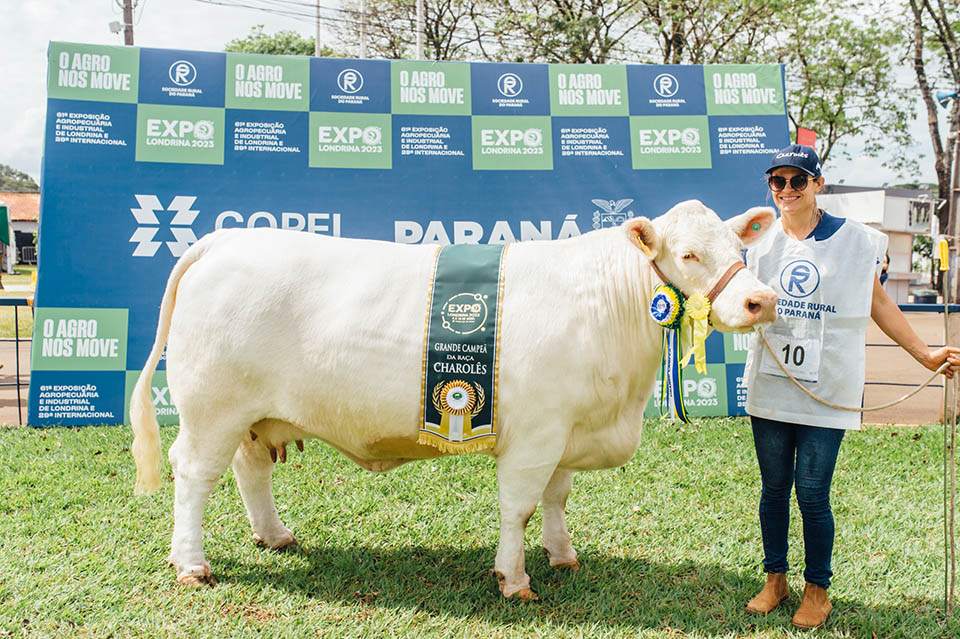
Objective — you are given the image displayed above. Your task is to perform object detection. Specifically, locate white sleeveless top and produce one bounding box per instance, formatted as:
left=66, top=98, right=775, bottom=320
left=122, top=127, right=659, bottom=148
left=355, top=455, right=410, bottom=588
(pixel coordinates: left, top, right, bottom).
left=743, top=212, right=887, bottom=429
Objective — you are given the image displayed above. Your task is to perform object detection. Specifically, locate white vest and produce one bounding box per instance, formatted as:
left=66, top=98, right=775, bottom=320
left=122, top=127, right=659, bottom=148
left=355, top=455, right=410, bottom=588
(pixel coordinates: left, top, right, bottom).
left=743, top=213, right=887, bottom=429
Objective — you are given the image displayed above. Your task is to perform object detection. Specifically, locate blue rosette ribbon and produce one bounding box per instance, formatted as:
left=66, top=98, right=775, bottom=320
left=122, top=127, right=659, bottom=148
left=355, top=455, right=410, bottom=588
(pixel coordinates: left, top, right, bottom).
left=650, top=283, right=690, bottom=423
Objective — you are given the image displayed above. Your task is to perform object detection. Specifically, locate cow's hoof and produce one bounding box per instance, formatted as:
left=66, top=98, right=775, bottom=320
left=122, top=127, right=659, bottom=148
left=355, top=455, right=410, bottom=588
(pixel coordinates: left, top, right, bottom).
left=551, top=560, right=581, bottom=572
left=176, top=564, right=217, bottom=587
left=253, top=532, right=298, bottom=550
left=514, top=588, right=539, bottom=601
left=177, top=573, right=217, bottom=587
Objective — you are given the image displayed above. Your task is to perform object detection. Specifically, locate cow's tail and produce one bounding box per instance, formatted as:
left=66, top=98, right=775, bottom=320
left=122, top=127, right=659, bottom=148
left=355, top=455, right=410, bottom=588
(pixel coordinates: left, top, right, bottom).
left=130, top=234, right=216, bottom=495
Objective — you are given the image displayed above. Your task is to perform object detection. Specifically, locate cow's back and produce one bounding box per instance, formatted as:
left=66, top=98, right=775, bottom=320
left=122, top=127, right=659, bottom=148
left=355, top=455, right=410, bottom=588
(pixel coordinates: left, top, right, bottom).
left=166, top=229, right=438, bottom=444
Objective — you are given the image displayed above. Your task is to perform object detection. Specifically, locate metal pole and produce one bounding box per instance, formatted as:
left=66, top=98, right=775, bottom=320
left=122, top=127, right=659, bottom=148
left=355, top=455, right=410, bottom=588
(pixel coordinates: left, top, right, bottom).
left=416, top=0, right=424, bottom=59
left=14, top=305, right=21, bottom=425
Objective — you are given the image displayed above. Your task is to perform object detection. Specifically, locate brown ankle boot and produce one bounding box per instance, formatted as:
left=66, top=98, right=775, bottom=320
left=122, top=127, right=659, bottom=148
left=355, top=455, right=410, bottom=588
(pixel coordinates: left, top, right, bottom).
left=792, top=582, right=831, bottom=629
left=746, top=573, right=789, bottom=614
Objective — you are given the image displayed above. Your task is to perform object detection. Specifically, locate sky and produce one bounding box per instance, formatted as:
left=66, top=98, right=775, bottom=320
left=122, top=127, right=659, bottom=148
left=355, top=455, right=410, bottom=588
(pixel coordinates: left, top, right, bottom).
left=0, top=0, right=945, bottom=188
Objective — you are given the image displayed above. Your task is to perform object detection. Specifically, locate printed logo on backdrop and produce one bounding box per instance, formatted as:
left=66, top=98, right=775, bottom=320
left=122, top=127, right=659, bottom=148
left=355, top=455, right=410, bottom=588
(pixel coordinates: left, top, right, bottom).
left=779, top=259, right=820, bottom=299
left=498, top=73, right=523, bottom=97
left=309, top=112, right=392, bottom=168
left=47, top=42, right=139, bottom=103
left=226, top=53, right=309, bottom=111
left=338, top=68, right=364, bottom=93
left=645, top=363, right=727, bottom=417
left=162, top=60, right=203, bottom=99
left=654, top=73, right=679, bottom=97
left=470, top=63, right=549, bottom=115
left=215, top=206, right=341, bottom=236
left=550, top=64, right=629, bottom=116
left=592, top=198, right=634, bottom=229
left=392, top=61, right=472, bottom=115
left=135, top=104, right=225, bottom=164
left=471, top=115, right=553, bottom=170
left=32, top=309, right=129, bottom=372
left=129, top=195, right=199, bottom=257
left=649, top=72, right=688, bottom=109
left=170, top=60, right=197, bottom=86
left=630, top=115, right=711, bottom=169
left=704, top=64, right=784, bottom=115
left=395, top=214, right=582, bottom=244
left=310, top=58, right=390, bottom=112
left=486, top=72, right=531, bottom=110
left=626, top=65, right=705, bottom=115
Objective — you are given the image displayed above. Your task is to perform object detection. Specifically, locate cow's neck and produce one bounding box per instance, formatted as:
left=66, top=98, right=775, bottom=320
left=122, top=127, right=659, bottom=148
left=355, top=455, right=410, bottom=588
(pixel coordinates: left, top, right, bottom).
left=580, top=228, right=670, bottom=395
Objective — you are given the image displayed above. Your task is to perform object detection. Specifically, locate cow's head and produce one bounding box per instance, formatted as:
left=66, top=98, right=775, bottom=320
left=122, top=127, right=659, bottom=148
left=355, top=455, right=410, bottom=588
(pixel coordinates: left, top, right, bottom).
left=624, top=199, right=777, bottom=331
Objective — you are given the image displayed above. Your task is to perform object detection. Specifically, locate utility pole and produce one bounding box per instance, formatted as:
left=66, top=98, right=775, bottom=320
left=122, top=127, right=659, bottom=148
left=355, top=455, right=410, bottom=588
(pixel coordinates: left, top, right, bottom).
left=315, top=0, right=321, bottom=57
left=416, top=0, right=424, bottom=59
left=123, top=0, right=135, bottom=45
left=360, top=0, right=367, bottom=58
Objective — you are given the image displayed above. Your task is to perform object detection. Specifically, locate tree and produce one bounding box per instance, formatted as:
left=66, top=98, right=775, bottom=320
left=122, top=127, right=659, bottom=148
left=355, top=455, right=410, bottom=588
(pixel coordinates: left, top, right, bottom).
left=225, top=25, right=341, bottom=57
left=774, top=3, right=913, bottom=168
left=489, top=0, right=645, bottom=64
left=908, top=0, right=960, bottom=238
left=634, top=0, right=787, bottom=65
left=907, top=0, right=960, bottom=296
left=337, top=0, right=497, bottom=60
left=0, top=164, right=39, bottom=193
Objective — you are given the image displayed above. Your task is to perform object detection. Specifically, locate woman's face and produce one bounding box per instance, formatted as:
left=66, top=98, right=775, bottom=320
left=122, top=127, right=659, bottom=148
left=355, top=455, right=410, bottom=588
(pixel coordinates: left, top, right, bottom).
left=769, top=166, right=822, bottom=215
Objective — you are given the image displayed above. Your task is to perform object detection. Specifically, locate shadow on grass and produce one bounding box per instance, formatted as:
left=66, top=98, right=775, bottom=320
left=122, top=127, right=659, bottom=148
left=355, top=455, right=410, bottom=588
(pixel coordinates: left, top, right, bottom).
left=211, top=544, right=948, bottom=635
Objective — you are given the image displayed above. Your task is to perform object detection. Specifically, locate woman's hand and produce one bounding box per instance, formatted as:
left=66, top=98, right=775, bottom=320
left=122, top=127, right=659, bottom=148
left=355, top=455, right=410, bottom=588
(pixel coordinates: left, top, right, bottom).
left=920, top=346, right=960, bottom=378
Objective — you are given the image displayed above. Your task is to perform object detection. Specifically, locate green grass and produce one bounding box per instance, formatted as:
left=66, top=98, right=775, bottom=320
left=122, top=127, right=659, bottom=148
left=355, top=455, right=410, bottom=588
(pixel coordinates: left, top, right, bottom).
left=0, top=418, right=956, bottom=638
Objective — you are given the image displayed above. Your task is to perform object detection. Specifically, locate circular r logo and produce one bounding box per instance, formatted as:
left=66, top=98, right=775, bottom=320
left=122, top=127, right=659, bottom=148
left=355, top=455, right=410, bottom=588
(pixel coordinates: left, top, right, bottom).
left=653, top=73, right=678, bottom=97
left=779, top=259, right=820, bottom=298
left=337, top=68, right=363, bottom=94
left=169, top=60, right=197, bottom=86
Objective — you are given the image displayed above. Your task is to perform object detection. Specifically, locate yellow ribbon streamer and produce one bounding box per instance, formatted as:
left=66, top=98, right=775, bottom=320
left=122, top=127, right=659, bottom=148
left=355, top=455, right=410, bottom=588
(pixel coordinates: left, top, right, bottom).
left=680, top=293, right=712, bottom=374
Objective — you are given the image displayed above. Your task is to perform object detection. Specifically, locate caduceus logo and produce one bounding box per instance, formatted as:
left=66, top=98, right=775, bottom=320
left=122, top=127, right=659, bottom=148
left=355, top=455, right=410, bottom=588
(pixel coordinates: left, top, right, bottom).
left=592, top=198, right=634, bottom=229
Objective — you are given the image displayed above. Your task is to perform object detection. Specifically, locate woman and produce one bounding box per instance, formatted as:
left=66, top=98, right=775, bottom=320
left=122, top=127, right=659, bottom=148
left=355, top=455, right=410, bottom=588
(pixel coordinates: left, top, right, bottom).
left=741, top=144, right=960, bottom=629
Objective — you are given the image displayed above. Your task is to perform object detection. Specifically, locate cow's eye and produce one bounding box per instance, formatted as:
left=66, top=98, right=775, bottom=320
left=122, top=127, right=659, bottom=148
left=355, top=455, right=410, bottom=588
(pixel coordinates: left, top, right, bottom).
left=681, top=252, right=699, bottom=262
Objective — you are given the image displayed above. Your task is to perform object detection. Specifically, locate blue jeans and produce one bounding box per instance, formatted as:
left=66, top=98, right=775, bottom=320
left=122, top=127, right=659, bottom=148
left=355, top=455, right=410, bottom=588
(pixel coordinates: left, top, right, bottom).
left=751, top=416, right=845, bottom=588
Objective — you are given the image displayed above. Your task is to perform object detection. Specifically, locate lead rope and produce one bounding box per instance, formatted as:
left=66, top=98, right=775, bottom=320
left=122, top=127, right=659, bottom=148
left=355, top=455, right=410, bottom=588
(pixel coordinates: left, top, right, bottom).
left=755, top=327, right=948, bottom=412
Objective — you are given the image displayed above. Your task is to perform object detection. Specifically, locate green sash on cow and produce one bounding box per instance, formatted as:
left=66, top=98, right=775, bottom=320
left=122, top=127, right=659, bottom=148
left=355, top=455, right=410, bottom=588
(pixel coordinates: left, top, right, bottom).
left=419, top=244, right=508, bottom=453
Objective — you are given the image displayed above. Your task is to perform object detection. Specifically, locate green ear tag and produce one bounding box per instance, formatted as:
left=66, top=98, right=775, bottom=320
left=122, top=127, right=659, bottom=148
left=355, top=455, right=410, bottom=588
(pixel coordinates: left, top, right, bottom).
left=751, top=223, right=760, bottom=231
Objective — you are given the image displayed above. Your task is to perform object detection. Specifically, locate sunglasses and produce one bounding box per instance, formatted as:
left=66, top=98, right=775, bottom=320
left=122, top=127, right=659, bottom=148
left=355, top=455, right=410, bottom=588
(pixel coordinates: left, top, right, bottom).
left=767, top=174, right=816, bottom=192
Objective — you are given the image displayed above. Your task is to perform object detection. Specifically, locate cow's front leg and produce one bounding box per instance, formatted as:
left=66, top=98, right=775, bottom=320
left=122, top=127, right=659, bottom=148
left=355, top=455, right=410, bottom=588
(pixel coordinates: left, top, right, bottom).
left=493, top=451, right=559, bottom=600
left=232, top=436, right=297, bottom=549
left=541, top=468, right=579, bottom=571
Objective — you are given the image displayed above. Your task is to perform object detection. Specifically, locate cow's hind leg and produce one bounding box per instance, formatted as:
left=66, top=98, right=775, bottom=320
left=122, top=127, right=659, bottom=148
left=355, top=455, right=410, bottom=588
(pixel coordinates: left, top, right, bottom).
left=166, top=419, right=246, bottom=586
left=541, top=468, right=579, bottom=571
left=232, top=436, right=297, bottom=549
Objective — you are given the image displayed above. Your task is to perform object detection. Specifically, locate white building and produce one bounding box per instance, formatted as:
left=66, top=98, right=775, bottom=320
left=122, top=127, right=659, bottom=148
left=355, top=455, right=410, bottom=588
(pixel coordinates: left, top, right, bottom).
left=817, top=185, right=934, bottom=304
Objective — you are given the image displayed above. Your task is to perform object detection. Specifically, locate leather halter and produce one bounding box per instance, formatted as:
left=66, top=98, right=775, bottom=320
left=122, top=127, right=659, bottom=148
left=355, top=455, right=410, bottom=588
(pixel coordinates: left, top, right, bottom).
left=649, top=260, right=746, bottom=304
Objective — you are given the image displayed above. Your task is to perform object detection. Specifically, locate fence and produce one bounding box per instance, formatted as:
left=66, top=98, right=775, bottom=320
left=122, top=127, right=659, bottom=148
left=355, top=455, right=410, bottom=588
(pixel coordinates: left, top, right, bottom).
left=0, top=297, right=32, bottom=425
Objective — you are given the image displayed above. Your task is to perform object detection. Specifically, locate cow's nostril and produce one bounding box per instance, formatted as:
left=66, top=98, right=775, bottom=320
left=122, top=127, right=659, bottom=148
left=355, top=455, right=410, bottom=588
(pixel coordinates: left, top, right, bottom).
left=748, top=301, right=761, bottom=315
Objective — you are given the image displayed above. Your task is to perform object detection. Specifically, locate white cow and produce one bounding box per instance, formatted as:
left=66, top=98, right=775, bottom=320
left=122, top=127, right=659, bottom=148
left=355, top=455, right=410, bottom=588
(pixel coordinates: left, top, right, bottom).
left=131, top=199, right=777, bottom=600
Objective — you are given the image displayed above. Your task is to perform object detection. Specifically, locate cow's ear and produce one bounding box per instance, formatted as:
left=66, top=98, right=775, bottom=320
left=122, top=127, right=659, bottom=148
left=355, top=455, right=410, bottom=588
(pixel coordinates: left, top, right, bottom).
left=624, top=217, right=658, bottom=258
left=727, top=207, right=775, bottom=246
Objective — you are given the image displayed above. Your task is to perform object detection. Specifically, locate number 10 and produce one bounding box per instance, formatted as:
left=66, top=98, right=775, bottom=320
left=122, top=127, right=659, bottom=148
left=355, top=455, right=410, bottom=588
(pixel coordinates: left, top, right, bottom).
left=781, top=343, right=805, bottom=367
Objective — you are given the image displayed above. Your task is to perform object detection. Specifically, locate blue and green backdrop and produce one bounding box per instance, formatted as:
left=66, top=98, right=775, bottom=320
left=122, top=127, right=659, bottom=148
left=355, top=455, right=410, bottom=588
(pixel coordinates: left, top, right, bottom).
left=32, top=41, right=789, bottom=426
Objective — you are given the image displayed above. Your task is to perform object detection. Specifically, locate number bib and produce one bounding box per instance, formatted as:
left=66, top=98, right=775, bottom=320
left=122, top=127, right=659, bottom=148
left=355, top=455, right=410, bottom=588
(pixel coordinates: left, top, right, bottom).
left=759, top=332, right=821, bottom=383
